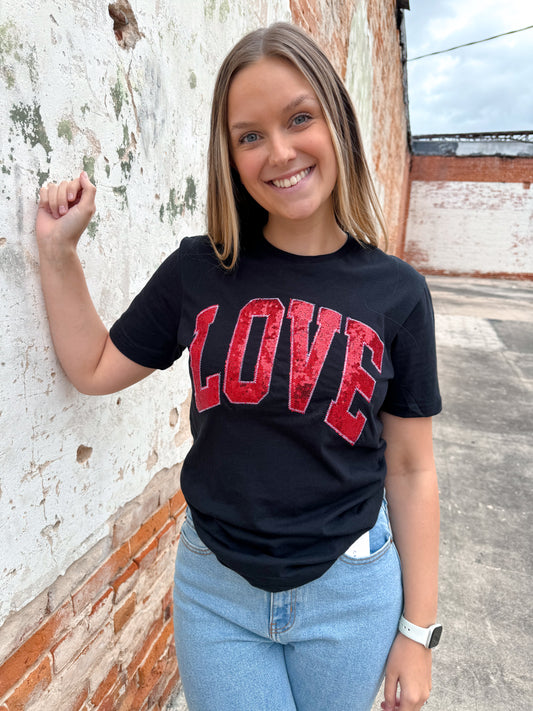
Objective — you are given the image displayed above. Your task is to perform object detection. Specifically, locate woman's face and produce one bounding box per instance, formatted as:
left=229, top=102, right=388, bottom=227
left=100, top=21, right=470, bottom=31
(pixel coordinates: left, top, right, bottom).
left=227, top=56, right=338, bottom=229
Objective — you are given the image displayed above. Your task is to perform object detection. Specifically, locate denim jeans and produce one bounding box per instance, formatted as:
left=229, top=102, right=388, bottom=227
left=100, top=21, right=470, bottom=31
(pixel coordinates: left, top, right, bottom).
left=173, top=499, right=403, bottom=711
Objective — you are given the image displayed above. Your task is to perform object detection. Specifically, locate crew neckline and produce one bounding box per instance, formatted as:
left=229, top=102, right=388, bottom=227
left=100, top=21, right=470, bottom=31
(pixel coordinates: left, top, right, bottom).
left=256, top=231, right=356, bottom=263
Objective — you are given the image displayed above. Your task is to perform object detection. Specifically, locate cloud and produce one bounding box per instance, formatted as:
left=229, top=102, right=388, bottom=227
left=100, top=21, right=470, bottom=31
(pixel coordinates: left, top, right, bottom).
left=405, top=0, right=533, bottom=133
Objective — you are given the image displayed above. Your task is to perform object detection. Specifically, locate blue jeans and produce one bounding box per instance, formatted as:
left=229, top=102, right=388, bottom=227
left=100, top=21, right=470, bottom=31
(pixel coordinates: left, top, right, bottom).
left=173, top=499, right=403, bottom=711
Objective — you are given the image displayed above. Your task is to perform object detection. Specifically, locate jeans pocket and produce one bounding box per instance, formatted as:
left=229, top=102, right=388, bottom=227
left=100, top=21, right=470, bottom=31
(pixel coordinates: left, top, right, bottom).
left=180, top=511, right=213, bottom=556
left=340, top=499, right=393, bottom=566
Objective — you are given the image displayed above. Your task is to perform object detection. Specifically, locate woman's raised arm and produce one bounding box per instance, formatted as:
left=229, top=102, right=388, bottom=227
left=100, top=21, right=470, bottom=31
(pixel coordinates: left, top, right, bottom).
left=36, top=171, right=154, bottom=395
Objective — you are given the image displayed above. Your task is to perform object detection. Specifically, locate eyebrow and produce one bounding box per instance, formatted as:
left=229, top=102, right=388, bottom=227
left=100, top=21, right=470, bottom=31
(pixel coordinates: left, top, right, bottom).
left=229, top=93, right=319, bottom=133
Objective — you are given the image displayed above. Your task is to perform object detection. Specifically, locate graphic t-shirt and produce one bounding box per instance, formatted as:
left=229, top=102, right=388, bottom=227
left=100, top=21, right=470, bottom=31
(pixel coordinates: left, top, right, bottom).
left=110, top=233, right=441, bottom=591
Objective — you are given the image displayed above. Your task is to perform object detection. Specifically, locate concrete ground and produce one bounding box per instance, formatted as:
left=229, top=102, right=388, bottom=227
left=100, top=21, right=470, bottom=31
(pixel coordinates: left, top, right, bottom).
left=165, top=276, right=533, bottom=711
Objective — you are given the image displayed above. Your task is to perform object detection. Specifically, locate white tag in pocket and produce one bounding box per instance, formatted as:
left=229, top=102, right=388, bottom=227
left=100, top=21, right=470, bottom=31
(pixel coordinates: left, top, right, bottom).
left=344, top=531, right=370, bottom=558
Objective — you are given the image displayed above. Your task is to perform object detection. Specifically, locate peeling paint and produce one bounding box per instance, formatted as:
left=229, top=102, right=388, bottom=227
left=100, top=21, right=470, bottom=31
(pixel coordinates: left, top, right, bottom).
left=10, top=102, right=52, bottom=157
left=113, top=184, right=128, bottom=207
left=117, top=124, right=136, bottom=180
left=204, top=0, right=216, bottom=20
left=82, top=156, right=96, bottom=184
left=86, top=214, right=101, bottom=240
left=166, top=187, right=180, bottom=222
left=111, top=77, right=128, bottom=120
left=188, top=71, right=197, bottom=89
left=0, top=21, right=17, bottom=88
left=184, top=176, right=197, bottom=212
left=57, top=119, right=73, bottom=144
left=219, top=0, right=230, bottom=22
left=162, top=178, right=197, bottom=223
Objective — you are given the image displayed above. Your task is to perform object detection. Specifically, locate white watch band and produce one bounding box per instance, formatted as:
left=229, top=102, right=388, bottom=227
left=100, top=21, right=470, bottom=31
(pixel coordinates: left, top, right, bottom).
left=398, top=614, right=442, bottom=649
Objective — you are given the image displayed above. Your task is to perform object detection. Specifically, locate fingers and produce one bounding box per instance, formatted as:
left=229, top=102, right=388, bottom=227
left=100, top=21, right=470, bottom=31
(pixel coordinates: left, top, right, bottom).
left=78, top=171, right=97, bottom=216
left=383, top=673, right=399, bottom=711
left=39, top=174, right=94, bottom=220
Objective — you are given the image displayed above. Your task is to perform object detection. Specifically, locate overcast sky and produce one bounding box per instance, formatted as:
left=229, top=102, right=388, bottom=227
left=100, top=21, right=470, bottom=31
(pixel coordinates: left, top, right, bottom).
left=404, top=0, right=533, bottom=135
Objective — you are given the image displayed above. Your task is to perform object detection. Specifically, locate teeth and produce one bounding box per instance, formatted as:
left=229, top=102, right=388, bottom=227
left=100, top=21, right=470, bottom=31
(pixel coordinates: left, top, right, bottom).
left=272, top=168, right=311, bottom=189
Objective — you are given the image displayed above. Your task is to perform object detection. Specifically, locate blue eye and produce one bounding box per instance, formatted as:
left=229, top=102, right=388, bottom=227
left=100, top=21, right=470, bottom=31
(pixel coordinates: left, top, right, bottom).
left=293, top=113, right=311, bottom=126
left=240, top=132, right=259, bottom=144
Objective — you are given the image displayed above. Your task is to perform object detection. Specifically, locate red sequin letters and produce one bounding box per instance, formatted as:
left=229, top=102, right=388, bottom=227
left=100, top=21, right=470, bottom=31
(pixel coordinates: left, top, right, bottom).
left=190, top=305, right=221, bottom=412
left=325, top=319, right=384, bottom=444
left=223, top=298, right=284, bottom=404
left=287, top=300, right=342, bottom=413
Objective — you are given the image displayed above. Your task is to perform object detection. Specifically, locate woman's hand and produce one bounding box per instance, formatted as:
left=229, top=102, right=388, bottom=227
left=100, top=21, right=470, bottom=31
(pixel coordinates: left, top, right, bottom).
left=381, top=633, right=432, bottom=710
left=36, top=171, right=96, bottom=256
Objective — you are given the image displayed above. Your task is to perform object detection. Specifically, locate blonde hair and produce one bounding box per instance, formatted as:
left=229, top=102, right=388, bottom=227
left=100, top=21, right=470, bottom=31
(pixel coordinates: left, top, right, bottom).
left=207, top=22, right=388, bottom=269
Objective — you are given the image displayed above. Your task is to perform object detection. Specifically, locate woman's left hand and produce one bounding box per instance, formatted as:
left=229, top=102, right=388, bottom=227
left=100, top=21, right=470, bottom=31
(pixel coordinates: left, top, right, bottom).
left=381, top=633, right=432, bottom=711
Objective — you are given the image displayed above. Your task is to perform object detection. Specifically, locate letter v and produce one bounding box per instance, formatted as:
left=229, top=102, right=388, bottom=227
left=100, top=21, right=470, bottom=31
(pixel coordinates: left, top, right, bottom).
left=287, top=300, right=342, bottom=414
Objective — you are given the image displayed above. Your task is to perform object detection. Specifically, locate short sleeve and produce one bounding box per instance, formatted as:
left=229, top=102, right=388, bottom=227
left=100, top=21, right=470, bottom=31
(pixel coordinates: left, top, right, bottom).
left=381, top=281, right=442, bottom=418
left=109, top=248, right=184, bottom=369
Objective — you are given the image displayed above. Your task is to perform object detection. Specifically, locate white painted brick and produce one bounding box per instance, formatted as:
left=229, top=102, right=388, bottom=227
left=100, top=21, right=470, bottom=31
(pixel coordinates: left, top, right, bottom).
left=112, top=490, right=161, bottom=548
left=0, top=588, right=49, bottom=666
left=47, top=536, right=111, bottom=614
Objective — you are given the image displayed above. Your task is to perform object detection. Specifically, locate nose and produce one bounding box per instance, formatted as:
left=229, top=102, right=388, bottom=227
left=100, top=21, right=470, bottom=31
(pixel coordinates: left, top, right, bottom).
left=268, top=131, right=296, bottom=166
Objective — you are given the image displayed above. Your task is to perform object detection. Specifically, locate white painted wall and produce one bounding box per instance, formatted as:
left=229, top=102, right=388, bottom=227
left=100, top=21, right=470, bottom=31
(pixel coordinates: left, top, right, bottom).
left=0, top=0, right=291, bottom=627
left=405, top=181, right=533, bottom=276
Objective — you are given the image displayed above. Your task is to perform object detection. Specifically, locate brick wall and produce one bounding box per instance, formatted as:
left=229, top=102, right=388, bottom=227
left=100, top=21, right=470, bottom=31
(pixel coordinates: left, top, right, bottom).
left=404, top=155, right=533, bottom=279
left=0, top=430, right=188, bottom=711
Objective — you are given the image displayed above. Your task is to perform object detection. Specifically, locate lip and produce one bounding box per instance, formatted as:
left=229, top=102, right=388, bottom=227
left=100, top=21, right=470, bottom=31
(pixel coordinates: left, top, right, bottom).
left=267, top=166, right=314, bottom=189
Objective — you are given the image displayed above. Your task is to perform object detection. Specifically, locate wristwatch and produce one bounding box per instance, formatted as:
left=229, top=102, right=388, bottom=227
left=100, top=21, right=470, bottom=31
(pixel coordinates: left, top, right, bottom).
left=398, top=614, right=442, bottom=649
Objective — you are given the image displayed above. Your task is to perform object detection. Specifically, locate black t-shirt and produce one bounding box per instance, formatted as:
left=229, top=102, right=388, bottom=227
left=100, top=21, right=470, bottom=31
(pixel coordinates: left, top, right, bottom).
left=110, top=233, right=441, bottom=591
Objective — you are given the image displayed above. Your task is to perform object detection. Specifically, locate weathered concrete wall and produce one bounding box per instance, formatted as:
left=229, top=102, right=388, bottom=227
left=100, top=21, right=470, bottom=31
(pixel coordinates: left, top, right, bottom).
left=0, top=1, right=408, bottom=708
left=0, top=0, right=290, bottom=630
left=404, top=155, right=533, bottom=278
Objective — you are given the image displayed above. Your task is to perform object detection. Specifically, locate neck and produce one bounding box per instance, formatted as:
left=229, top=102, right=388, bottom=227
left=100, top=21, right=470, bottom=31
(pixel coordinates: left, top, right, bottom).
left=263, top=214, right=346, bottom=256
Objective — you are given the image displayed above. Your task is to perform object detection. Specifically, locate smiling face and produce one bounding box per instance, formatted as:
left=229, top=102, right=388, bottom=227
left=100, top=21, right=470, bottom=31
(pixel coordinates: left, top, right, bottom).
left=227, top=57, right=339, bottom=235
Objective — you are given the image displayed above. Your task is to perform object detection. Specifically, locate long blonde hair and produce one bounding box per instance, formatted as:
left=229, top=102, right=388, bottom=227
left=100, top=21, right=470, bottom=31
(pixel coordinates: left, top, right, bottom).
left=207, top=22, right=387, bottom=269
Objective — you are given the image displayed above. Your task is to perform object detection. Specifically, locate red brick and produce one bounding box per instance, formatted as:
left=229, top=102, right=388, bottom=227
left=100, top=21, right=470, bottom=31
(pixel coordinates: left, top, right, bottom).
left=0, top=600, right=73, bottom=698
left=116, top=676, right=139, bottom=711
left=161, top=586, right=173, bottom=622
left=133, top=537, right=158, bottom=570
left=91, top=663, right=120, bottom=706
left=71, top=687, right=90, bottom=711
left=137, top=619, right=173, bottom=687
left=157, top=519, right=177, bottom=551
left=129, top=504, right=170, bottom=559
left=146, top=654, right=178, bottom=710
left=158, top=667, right=180, bottom=709
left=90, top=587, right=114, bottom=618
left=112, top=560, right=139, bottom=603
left=169, top=490, right=186, bottom=517
left=114, top=593, right=137, bottom=634
left=72, top=543, right=131, bottom=615
left=2, top=655, right=52, bottom=711
left=410, top=155, right=533, bottom=184
left=126, top=617, right=164, bottom=680
left=96, top=687, right=122, bottom=711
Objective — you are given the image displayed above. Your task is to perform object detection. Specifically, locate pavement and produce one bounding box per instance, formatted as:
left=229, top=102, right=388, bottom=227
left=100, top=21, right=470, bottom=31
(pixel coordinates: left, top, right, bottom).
left=165, top=275, right=533, bottom=711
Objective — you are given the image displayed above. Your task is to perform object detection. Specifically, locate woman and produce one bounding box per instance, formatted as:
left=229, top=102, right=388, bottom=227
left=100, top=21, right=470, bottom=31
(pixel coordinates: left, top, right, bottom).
left=35, top=22, right=441, bottom=711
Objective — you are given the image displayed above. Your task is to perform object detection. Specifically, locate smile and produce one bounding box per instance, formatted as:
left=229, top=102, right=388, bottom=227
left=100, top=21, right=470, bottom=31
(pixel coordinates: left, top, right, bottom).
left=270, top=167, right=312, bottom=189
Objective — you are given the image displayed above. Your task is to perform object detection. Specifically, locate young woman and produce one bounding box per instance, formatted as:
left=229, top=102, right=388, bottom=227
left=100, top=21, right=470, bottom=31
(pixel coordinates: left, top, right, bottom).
left=35, top=23, right=441, bottom=711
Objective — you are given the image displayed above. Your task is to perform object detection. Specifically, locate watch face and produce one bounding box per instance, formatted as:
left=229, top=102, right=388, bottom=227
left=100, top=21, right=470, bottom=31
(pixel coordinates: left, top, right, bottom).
left=428, top=625, right=443, bottom=648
